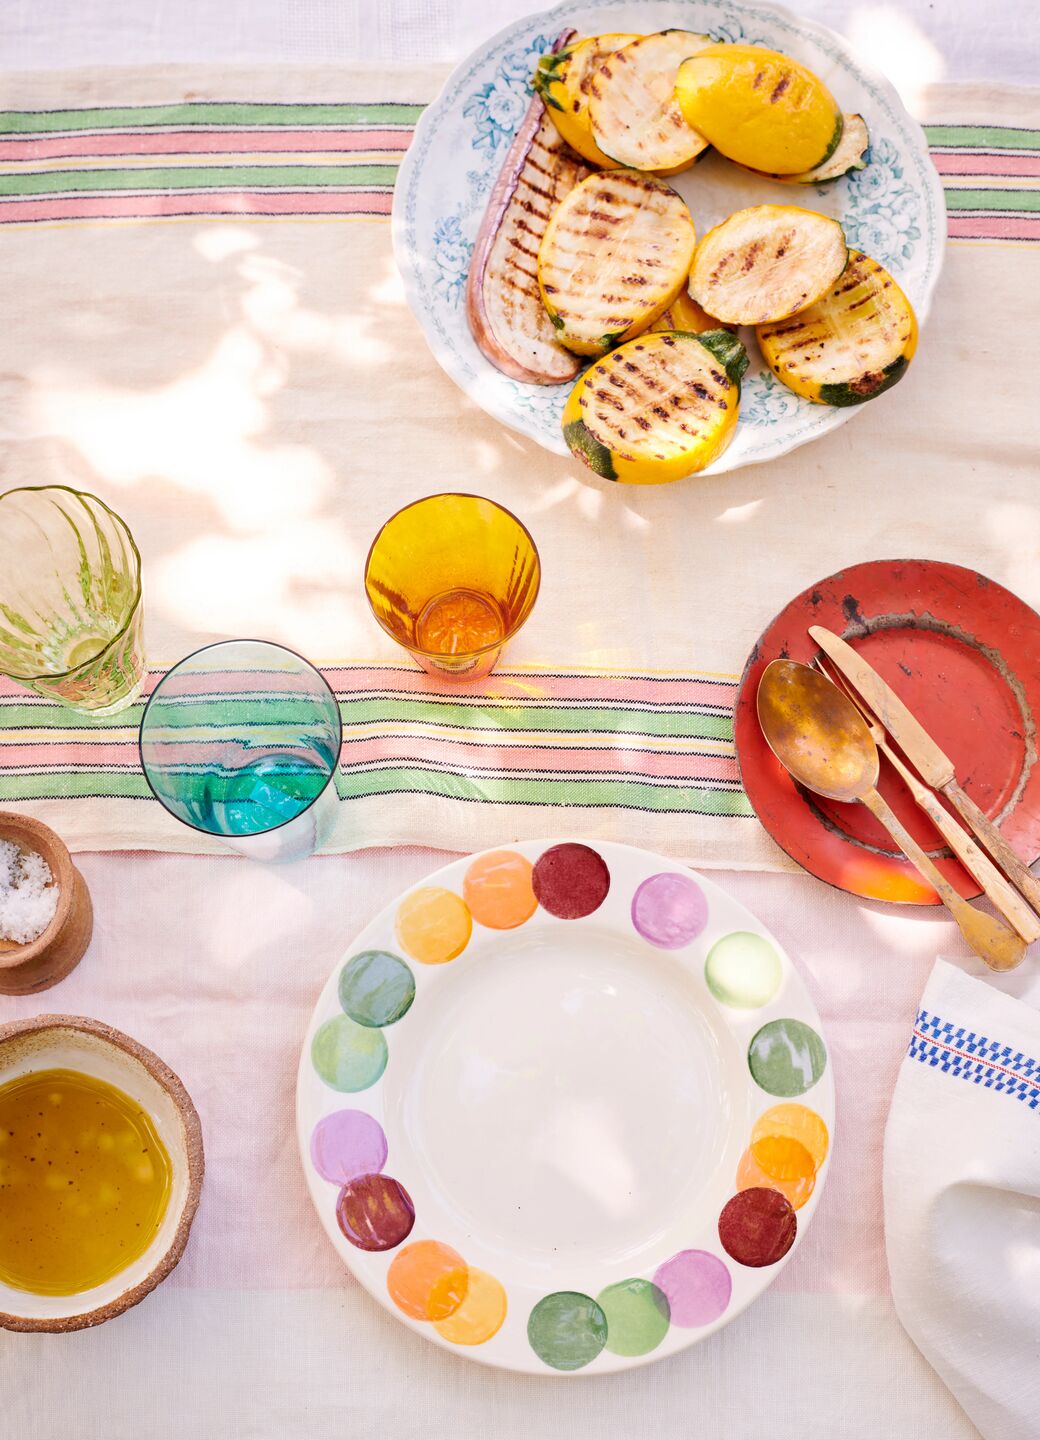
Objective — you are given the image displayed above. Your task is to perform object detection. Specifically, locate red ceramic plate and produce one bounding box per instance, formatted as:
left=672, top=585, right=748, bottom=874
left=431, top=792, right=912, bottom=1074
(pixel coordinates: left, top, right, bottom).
left=734, top=559, right=1040, bottom=905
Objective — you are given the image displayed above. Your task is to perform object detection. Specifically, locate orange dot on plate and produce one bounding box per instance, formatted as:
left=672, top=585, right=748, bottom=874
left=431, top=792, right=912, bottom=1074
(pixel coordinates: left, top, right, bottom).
left=396, top=887, right=472, bottom=965
left=736, top=1145, right=815, bottom=1211
left=751, top=1103, right=829, bottom=1169
left=387, top=1240, right=469, bottom=1321
left=434, top=1267, right=507, bottom=1345
left=463, top=850, right=538, bottom=930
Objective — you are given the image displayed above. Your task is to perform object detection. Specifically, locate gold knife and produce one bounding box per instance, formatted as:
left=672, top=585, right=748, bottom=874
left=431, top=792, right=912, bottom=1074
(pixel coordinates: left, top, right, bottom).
left=809, top=624, right=1040, bottom=915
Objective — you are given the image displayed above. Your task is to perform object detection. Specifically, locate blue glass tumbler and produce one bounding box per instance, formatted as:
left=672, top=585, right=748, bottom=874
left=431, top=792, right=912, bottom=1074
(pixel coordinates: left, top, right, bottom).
left=139, top=640, right=342, bottom=862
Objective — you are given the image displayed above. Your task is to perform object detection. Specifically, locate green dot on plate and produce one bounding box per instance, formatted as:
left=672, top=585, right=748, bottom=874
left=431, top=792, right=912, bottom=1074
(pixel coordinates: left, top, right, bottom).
left=597, top=1278, right=670, bottom=1356
left=528, top=1291, right=608, bottom=1371
left=705, top=931, right=783, bottom=1009
left=339, top=949, right=415, bottom=1028
left=748, top=1018, right=827, bottom=1097
left=312, top=1014, right=387, bottom=1092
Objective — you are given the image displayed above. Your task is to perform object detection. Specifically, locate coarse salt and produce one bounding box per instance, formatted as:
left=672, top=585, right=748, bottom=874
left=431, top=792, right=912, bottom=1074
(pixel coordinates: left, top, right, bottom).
left=0, top=838, right=58, bottom=945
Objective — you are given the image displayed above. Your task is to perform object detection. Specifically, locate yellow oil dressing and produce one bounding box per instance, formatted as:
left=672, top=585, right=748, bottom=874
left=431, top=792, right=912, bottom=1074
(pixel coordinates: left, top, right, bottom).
left=0, top=1068, right=172, bottom=1295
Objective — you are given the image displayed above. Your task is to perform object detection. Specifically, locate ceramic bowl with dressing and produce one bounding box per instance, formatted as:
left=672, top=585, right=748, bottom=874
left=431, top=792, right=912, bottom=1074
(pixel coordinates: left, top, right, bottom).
left=0, top=1014, right=204, bottom=1332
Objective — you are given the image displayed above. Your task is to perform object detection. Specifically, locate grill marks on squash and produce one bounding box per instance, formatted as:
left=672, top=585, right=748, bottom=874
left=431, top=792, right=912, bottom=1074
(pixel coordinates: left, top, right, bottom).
left=538, top=169, right=696, bottom=355
left=589, top=31, right=711, bottom=173
left=689, top=204, right=848, bottom=325
left=756, top=250, right=918, bottom=406
left=483, top=113, right=592, bottom=379
left=584, top=338, right=733, bottom=460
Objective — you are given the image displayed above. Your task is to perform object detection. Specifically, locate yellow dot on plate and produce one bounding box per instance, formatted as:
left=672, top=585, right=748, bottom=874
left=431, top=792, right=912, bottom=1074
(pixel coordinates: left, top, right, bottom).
left=387, top=1240, right=469, bottom=1321
left=736, top=1144, right=815, bottom=1211
left=751, top=1103, right=829, bottom=1169
left=463, top=850, right=538, bottom=930
left=395, top=887, right=473, bottom=965
left=434, top=1267, right=508, bottom=1345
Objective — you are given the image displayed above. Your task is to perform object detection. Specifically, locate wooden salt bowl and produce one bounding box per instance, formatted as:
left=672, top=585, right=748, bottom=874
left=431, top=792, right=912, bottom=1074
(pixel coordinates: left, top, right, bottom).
left=0, top=811, right=92, bottom=994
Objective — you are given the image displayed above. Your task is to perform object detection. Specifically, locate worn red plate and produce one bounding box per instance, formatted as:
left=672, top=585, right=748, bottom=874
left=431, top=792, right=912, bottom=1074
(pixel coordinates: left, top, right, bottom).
left=734, top=559, right=1040, bottom=905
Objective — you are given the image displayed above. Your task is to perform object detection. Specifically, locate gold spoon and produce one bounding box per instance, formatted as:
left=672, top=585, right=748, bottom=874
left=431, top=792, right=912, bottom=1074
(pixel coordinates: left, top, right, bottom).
left=757, top=659, right=1025, bottom=972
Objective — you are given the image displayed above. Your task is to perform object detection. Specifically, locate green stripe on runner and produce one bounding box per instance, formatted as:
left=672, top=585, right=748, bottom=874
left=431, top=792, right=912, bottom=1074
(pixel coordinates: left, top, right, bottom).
left=333, top=766, right=754, bottom=816
left=0, top=696, right=734, bottom=740
left=0, top=103, right=426, bottom=135
left=925, top=124, right=1040, bottom=151
left=0, top=164, right=400, bottom=196
left=0, top=765, right=752, bottom=815
left=943, top=188, right=1040, bottom=212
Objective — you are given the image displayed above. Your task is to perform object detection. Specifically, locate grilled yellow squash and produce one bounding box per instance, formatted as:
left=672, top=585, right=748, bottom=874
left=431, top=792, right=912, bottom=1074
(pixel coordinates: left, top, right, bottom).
left=538, top=169, right=696, bottom=356
left=757, top=249, right=918, bottom=406
left=533, top=33, right=641, bottom=167
left=562, top=329, right=748, bottom=483
left=675, top=44, right=842, bottom=175
left=651, top=289, right=730, bottom=334
left=589, top=30, right=711, bottom=175
left=689, top=204, right=848, bottom=326
left=746, top=114, right=870, bottom=184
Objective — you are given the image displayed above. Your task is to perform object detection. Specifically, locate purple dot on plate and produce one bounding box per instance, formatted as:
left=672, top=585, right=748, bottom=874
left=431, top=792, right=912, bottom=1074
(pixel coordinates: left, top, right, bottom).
left=653, top=1249, right=732, bottom=1327
left=310, top=1109, right=388, bottom=1185
left=632, top=873, right=708, bottom=949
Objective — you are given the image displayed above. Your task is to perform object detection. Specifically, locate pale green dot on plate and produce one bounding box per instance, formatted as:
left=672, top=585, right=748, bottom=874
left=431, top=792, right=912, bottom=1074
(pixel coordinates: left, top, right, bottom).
left=748, top=1018, right=827, bottom=1097
left=312, top=1014, right=387, bottom=1092
left=705, top=931, right=783, bottom=1009
left=339, top=949, right=415, bottom=1027
left=597, top=1277, right=670, bottom=1356
left=528, top=1291, right=607, bottom=1371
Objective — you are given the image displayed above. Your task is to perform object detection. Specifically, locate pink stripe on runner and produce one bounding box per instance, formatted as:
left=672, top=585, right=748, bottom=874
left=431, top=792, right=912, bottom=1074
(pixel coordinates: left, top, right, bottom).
left=0, top=190, right=392, bottom=223
left=0, top=128, right=412, bottom=161
left=934, top=151, right=1040, bottom=176
left=948, top=213, right=1040, bottom=240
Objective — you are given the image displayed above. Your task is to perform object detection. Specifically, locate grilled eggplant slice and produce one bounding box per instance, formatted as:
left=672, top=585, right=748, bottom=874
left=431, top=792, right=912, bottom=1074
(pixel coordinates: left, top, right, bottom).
left=467, top=37, right=593, bottom=385
left=756, top=249, right=917, bottom=406
left=533, top=33, right=641, bottom=168
left=676, top=44, right=842, bottom=175
left=689, top=204, right=848, bottom=326
left=562, top=329, right=748, bottom=483
left=538, top=169, right=696, bottom=356
left=747, top=114, right=870, bottom=184
left=589, top=30, right=711, bottom=175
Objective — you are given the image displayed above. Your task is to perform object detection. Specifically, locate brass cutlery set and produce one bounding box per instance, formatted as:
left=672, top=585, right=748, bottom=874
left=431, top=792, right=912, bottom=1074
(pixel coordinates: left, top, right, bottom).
left=757, top=629, right=1040, bottom=972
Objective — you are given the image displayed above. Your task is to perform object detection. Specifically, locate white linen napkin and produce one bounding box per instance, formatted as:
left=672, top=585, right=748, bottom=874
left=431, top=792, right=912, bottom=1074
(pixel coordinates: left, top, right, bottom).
left=884, top=958, right=1040, bottom=1440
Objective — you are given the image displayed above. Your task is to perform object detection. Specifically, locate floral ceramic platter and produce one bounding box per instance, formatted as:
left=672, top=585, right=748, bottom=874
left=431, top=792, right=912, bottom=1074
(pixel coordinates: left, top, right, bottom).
left=297, top=840, right=833, bottom=1373
left=392, top=0, right=945, bottom=475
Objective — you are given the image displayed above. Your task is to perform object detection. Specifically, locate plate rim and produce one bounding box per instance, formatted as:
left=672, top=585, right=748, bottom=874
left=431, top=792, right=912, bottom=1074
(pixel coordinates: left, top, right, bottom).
left=733, top=557, right=1040, bottom=906
left=391, top=0, right=946, bottom=473
left=296, top=837, right=834, bottom=1375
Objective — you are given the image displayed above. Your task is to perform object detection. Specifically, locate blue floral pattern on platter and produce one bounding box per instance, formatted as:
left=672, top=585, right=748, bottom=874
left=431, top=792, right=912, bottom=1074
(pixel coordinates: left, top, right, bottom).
left=395, top=0, right=945, bottom=472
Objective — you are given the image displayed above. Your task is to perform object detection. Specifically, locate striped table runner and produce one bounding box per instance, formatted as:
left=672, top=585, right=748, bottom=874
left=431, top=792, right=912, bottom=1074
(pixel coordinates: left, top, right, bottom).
left=0, top=70, right=1035, bottom=860
left=0, top=98, right=1034, bottom=240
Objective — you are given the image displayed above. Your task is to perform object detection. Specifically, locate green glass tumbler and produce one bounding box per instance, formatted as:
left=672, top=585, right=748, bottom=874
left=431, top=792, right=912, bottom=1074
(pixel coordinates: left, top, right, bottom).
left=0, top=485, right=145, bottom=714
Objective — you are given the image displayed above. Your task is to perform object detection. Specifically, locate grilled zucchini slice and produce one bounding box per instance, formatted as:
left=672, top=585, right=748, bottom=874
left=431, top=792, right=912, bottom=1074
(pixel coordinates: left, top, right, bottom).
left=689, top=205, right=848, bottom=326
left=650, top=290, right=731, bottom=334
left=562, top=329, right=748, bottom=483
left=675, top=44, right=842, bottom=175
left=538, top=169, right=696, bottom=356
left=589, top=30, right=711, bottom=175
left=746, top=114, right=870, bottom=184
left=756, top=250, right=918, bottom=406
left=533, top=33, right=641, bottom=168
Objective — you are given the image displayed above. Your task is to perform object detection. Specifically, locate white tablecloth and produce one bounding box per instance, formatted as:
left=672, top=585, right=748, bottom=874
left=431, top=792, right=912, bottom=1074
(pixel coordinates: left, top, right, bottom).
left=2, top=4, right=1039, bottom=1439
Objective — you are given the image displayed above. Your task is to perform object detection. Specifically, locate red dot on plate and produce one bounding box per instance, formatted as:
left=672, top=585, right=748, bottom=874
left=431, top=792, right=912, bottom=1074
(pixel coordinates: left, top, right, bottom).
left=718, top=1186, right=797, bottom=1268
left=532, top=843, right=610, bottom=919
left=336, top=1173, right=415, bottom=1252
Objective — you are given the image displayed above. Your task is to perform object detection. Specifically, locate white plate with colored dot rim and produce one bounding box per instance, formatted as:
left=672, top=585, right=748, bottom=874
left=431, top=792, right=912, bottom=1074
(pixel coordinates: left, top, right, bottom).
left=296, top=840, right=833, bottom=1374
